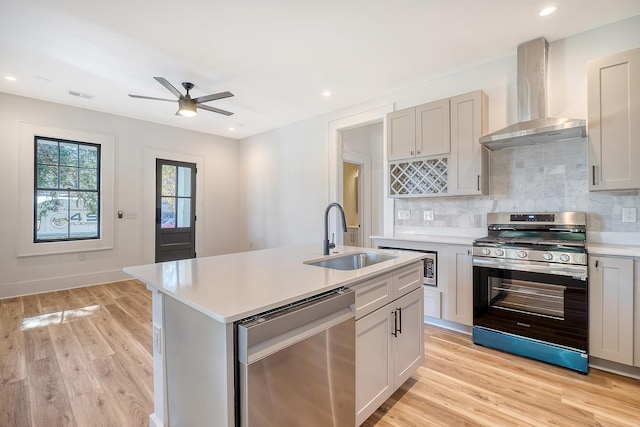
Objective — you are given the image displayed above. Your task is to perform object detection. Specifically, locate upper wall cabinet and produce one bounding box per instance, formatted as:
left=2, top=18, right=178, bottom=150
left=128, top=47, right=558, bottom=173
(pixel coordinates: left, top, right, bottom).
left=388, top=90, right=488, bottom=197
left=449, top=91, right=488, bottom=196
left=588, top=47, right=640, bottom=191
left=387, top=98, right=450, bottom=161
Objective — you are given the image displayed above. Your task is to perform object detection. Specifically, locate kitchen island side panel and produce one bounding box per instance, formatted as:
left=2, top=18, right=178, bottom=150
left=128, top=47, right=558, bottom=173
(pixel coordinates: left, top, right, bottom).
left=164, top=294, right=235, bottom=427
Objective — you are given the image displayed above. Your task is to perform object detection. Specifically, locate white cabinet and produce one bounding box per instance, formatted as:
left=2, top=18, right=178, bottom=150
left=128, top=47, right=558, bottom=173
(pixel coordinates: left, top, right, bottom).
left=442, top=245, right=473, bottom=326
left=589, top=256, right=634, bottom=365
left=449, top=91, right=489, bottom=196
left=588, top=48, right=640, bottom=191
left=344, top=227, right=360, bottom=247
left=387, top=90, right=488, bottom=197
left=387, top=99, right=450, bottom=161
left=423, top=287, right=441, bottom=318
left=354, top=263, right=423, bottom=425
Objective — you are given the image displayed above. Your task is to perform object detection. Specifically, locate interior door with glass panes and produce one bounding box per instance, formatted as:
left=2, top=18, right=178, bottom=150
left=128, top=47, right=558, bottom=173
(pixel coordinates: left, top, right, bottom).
left=155, top=159, right=196, bottom=262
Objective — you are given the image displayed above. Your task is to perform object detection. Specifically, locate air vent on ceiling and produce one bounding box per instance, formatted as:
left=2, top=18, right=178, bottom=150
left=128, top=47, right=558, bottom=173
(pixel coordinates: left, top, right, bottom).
left=69, top=90, right=93, bottom=99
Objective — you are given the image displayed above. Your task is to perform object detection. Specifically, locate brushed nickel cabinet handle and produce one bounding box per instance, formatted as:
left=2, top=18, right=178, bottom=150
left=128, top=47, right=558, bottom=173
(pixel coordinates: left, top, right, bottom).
left=592, top=165, right=596, bottom=185
left=477, top=175, right=480, bottom=191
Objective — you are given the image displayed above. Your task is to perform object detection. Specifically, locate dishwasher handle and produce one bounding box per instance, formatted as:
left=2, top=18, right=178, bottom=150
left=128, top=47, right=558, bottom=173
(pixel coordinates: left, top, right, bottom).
left=237, top=288, right=354, bottom=364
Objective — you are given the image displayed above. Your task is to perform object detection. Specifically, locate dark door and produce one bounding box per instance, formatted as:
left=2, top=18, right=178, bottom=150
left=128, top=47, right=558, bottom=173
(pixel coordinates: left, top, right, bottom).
left=155, top=159, right=196, bottom=262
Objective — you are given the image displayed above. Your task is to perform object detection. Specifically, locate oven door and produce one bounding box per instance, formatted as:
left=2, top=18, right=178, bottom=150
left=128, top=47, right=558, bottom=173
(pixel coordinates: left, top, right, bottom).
left=473, top=258, right=588, bottom=351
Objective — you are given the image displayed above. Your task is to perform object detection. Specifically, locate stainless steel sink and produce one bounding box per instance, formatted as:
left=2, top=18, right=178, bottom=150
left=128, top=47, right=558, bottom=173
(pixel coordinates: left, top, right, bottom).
left=304, top=252, right=397, bottom=271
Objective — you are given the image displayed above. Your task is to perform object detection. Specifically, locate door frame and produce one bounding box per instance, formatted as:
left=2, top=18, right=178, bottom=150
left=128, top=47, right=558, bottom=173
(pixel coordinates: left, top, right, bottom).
left=144, top=148, right=204, bottom=264
left=342, top=154, right=370, bottom=247
left=329, top=104, right=394, bottom=246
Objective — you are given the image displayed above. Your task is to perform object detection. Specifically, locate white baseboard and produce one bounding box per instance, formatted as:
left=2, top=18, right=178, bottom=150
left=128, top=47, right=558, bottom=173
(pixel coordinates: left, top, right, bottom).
left=149, top=413, right=166, bottom=427
left=0, top=269, right=130, bottom=299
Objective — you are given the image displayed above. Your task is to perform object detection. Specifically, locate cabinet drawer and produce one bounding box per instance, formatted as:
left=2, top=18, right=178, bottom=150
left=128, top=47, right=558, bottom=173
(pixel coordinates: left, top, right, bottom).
left=394, top=263, right=423, bottom=297
left=353, top=273, right=394, bottom=319
left=423, top=287, right=441, bottom=318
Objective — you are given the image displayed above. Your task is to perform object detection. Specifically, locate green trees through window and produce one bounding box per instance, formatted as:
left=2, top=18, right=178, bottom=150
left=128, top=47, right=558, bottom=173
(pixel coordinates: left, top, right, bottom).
left=34, top=136, right=100, bottom=242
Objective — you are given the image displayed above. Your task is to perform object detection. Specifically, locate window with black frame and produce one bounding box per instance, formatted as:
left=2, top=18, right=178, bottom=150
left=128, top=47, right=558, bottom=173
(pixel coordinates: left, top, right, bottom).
left=34, top=136, right=101, bottom=242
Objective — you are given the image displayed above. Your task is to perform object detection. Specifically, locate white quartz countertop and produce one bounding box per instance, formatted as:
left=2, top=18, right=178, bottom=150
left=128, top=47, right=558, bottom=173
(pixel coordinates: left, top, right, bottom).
left=587, top=243, right=640, bottom=257
left=372, top=233, right=479, bottom=246
left=124, top=244, right=425, bottom=324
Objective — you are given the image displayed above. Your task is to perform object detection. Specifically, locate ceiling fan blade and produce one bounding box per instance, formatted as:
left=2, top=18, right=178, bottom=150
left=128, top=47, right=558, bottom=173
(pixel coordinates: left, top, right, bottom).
left=198, top=104, right=234, bottom=116
left=153, top=77, right=182, bottom=99
left=193, top=91, right=234, bottom=104
left=129, top=94, right=177, bottom=102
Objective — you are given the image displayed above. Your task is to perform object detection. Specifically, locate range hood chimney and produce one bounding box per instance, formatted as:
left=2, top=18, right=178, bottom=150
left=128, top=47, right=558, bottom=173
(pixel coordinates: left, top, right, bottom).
left=479, top=37, right=586, bottom=150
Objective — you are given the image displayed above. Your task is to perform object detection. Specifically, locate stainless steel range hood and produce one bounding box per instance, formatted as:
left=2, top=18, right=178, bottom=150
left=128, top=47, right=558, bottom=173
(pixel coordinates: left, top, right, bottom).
left=480, top=38, right=586, bottom=150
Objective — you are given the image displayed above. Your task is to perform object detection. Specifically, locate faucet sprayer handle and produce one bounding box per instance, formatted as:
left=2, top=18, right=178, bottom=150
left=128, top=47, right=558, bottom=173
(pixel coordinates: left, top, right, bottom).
left=329, top=233, right=336, bottom=249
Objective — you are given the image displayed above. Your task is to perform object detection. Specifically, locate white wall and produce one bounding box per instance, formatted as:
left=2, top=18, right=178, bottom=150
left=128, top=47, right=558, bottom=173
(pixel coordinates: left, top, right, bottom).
left=0, top=93, right=242, bottom=298
left=238, top=16, right=640, bottom=250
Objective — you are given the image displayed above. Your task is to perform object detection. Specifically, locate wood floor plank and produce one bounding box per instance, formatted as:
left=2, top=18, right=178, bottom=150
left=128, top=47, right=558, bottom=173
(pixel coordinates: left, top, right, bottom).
left=50, top=333, right=101, bottom=397
left=103, top=303, right=152, bottom=353
left=26, top=357, right=77, bottom=427
left=21, top=294, right=42, bottom=318
left=0, top=329, right=26, bottom=385
left=91, top=354, right=152, bottom=427
left=69, top=388, right=127, bottom=427
left=23, top=326, right=56, bottom=364
left=0, top=379, right=31, bottom=426
left=0, top=298, right=23, bottom=334
left=85, top=285, right=117, bottom=306
left=68, top=316, right=115, bottom=361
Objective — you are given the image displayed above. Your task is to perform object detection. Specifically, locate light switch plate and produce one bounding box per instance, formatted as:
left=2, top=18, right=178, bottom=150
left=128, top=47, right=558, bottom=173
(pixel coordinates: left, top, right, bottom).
left=397, top=209, right=411, bottom=220
left=153, top=324, right=162, bottom=353
left=123, top=210, right=137, bottom=219
left=423, top=210, right=434, bottom=221
left=622, top=207, right=637, bottom=223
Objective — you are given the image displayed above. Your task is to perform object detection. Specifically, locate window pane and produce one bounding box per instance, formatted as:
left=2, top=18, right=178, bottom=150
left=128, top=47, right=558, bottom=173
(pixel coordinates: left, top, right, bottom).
left=35, top=190, right=68, bottom=240
left=79, top=145, right=98, bottom=168
left=69, top=192, right=99, bottom=239
left=177, top=167, right=191, bottom=197
left=60, top=166, right=78, bottom=189
left=79, top=168, right=97, bottom=190
left=161, top=197, right=176, bottom=228
left=59, top=143, right=78, bottom=166
left=37, top=139, right=58, bottom=165
left=37, top=164, right=58, bottom=188
left=177, top=198, right=191, bottom=228
left=162, top=165, right=176, bottom=197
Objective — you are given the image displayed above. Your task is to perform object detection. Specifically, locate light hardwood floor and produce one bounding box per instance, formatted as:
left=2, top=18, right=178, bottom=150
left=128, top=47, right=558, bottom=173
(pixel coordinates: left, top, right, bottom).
left=1, top=281, right=639, bottom=426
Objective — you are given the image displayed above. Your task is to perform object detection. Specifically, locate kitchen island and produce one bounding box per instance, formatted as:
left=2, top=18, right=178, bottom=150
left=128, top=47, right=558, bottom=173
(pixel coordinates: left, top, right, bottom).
left=124, top=244, right=426, bottom=427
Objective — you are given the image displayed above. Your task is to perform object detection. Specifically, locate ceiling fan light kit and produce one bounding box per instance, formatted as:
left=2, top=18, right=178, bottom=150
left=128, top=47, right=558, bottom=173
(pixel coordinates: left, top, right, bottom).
left=177, top=98, right=197, bottom=117
left=129, top=77, right=234, bottom=117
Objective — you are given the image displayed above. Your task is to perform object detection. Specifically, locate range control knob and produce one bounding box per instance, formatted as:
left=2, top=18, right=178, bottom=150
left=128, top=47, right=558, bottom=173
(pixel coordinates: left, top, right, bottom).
left=495, top=249, right=504, bottom=256
left=543, top=253, right=553, bottom=261
left=481, top=248, right=490, bottom=255
left=517, top=250, right=527, bottom=259
left=560, top=254, right=571, bottom=262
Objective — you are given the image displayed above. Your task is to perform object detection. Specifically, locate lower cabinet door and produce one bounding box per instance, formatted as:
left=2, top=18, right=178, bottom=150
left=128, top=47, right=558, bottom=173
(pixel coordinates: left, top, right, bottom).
left=355, top=306, right=394, bottom=426
left=393, top=287, right=425, bottom=385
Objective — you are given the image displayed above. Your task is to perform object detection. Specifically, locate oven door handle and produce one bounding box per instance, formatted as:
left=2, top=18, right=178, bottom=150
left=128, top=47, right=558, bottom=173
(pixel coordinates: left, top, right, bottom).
left=473, top=257, right=588, bottom=280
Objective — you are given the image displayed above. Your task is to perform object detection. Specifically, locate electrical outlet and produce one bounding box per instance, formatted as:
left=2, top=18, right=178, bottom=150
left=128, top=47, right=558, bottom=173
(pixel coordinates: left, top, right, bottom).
left=622, top=207, right=637, bottom=223
left=78, top=252, right=87, bottom=261
left=397, top=209, right=411, bottom=220
left=423, top=210, right=434, bottom=221
left=153, top=324, right=162, bottom=353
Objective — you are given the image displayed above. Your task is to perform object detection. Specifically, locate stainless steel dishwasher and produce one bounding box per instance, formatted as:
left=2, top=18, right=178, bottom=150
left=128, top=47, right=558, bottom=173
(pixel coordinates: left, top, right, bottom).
left=236, top=287, right=355, bottom=427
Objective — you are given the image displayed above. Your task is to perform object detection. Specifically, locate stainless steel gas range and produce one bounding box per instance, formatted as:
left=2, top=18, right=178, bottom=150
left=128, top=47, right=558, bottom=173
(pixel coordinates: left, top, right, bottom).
left=472, top=212, right=589, bottom=373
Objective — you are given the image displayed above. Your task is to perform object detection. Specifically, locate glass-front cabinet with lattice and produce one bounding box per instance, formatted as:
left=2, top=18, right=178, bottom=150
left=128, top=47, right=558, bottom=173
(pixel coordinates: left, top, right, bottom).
left=387, top=90, right=488, bottom=198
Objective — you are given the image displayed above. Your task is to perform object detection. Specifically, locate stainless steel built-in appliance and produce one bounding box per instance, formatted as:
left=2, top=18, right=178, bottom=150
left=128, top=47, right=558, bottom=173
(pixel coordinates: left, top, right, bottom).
left=378, top=247, right=437, bottom=286
left=236, top=288, right=355, bottom=426
left=472, top=212, right=589, bottom=373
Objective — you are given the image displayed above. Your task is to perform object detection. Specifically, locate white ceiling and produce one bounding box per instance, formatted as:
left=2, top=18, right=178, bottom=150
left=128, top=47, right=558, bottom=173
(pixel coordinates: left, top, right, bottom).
left=1, top=1, right=638, bottom=140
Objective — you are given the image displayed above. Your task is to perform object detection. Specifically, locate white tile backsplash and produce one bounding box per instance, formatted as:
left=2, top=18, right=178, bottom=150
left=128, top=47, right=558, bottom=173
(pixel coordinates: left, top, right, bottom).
left=394, top=138, right=640, bottom=236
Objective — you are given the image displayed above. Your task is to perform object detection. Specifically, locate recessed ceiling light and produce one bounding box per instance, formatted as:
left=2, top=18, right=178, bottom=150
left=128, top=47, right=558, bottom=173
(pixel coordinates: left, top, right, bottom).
left=229, top=127, right=235, bottom=131
left=539, top=6, right=556, bottom=16
left=4, top=76, right=16, bottom=81
left=322, top=90, right=331, bottom=97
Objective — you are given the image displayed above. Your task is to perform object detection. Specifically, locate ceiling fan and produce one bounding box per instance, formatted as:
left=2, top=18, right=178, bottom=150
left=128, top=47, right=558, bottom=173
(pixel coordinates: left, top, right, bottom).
left=129, top=77, right=234, bottom=117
